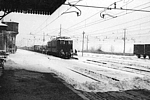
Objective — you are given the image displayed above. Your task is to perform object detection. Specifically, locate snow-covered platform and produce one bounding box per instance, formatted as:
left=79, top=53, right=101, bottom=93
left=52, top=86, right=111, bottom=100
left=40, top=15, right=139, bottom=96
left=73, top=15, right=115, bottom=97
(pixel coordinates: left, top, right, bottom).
left=4, top=49, right=150, bottom=93
left=1, top=49, right=150, bottom=100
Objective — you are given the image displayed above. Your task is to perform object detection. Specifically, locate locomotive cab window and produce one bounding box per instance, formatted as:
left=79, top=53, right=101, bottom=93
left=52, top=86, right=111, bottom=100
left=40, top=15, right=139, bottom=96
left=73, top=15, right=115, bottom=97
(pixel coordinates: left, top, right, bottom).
left=60, top=41, right=65, bottom=44
left=68, top=41, right=72, bottom=45
left=65, top=41, right=67, bottom=44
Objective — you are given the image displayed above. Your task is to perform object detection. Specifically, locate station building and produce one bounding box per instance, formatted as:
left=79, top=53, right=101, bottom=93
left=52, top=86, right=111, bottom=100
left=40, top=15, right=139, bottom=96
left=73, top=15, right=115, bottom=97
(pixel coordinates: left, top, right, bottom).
left=0, top=21, right=19, bottom=53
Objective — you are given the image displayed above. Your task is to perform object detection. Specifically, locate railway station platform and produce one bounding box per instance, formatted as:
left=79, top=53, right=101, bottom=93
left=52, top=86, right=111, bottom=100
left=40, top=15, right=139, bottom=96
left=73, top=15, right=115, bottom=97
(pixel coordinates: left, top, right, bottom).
left=0, top=63, right=85, bottom=100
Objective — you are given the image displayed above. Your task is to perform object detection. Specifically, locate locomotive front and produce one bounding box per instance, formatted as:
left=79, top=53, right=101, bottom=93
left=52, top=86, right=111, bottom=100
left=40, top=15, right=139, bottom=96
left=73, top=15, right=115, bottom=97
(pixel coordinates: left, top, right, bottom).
left=57, top=37, right=73, bottom=58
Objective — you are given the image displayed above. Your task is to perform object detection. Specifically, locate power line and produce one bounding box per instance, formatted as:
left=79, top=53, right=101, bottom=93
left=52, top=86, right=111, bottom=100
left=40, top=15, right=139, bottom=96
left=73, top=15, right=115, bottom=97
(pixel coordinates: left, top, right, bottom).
left=32, top=16, right=50, bottom=34
left=65, top=0, right=126, bottom=29
left=90, top=23, right=150, bottom=37
left=86, top=15, right=150, bottom=36
left=70, top=6, right=150, bottom=35
left=36, top=1, right=150, bottom=36
left=35, top=1, right=150, bottom=37
left=65, top=2, right=150, bottom=34
left=71, top=20, right=150, bottom=39
left=33, top=0, right=82, bottom=34
left=70, top=12, right=150, bottom=37
left=66, top=11, right=100, bottom=29
left=71, top=5, right=150, bottom=33
left=63, top=3, right=150, bottom=12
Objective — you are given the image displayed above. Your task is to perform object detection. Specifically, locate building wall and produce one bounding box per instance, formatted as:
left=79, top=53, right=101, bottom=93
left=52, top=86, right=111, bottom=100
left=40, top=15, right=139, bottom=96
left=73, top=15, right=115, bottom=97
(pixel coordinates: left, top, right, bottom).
left=0, top=21, right=19, bottom=53
left=0, top=31, right=6, bottom=51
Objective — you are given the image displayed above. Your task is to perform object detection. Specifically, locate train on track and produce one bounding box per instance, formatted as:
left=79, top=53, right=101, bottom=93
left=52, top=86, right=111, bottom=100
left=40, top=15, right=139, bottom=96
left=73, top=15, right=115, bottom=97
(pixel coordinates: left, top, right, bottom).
left=26, top=36, right=74, bottom=59
left=134, top=44, right=150, bottom=59
left=47, top=36, right=73, bottom=58
left=23, top=37, right=150, bottom=59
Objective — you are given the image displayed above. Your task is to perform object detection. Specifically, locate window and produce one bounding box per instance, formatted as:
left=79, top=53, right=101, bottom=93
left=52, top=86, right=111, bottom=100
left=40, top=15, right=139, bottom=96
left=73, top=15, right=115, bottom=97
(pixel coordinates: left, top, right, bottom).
left=68, top=41, right=72, bottom=44
left=60, top=41, right=65, bottom=44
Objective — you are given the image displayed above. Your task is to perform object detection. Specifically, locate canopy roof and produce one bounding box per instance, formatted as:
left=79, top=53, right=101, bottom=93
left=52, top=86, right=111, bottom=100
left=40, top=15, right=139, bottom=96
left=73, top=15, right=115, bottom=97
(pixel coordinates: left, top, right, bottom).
left=0, top=0, right=66, bottom=15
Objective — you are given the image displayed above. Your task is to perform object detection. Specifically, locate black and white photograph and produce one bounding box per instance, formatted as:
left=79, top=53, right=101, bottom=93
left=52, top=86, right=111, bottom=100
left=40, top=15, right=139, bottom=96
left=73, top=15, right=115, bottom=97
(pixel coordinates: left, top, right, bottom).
left=0, top=0, right=150, bottom=100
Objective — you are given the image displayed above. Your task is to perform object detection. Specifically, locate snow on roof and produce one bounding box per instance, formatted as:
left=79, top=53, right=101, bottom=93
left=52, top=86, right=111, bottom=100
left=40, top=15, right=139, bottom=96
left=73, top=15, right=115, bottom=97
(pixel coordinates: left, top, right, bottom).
left=49, top=36, right=73, bottom=41
left=134, top=43, right=150, bottom=45
left=0, top=22, right=7, bottom=27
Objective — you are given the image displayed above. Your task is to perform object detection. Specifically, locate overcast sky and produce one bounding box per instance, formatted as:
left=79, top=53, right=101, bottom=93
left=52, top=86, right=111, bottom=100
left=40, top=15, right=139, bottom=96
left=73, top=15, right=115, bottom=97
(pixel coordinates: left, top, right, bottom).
left=2, top=0, right=150, bottom=49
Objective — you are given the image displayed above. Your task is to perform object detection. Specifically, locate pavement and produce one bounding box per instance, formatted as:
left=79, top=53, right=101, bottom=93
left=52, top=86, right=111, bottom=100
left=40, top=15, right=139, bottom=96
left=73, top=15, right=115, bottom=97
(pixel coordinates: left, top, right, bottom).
left=0, top=61, right=85, bottom=100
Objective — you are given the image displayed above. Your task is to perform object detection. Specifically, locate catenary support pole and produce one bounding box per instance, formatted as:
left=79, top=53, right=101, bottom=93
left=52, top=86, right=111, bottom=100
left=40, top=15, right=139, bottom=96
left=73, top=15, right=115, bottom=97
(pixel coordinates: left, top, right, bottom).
left=82, top=31, right=85, bottom=56
left=123, top=29, right=126, bottom=55
left=87, top=35, right=88, bottom=51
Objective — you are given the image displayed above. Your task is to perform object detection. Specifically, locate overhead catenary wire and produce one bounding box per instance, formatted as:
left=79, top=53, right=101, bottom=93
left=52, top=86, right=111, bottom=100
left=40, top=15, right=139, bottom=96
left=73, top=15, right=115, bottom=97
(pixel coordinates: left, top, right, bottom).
left=67, top=5, right=150, bottom=36
left=93, top=27, right=150, bottom=37
left=86, top=15, right=150, bottom=36
left=85, top=21, right=150, bottom=38
left=71, top=19, right=150, bottom=42
left=64, top=2, right=150, bottom=34
left=33, top=1, right=150, bottom=39
left=66, top=0, right=125, bottom=29
left=67, top=0, right=135, bottom=29
left=63, top=3, right=150, bottom=12
left=32, top=0, right=82, bottom=34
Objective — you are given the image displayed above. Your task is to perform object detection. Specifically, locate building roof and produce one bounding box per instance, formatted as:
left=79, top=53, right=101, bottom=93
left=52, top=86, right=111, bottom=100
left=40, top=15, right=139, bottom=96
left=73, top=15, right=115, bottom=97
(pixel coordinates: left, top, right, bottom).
left=0, top=22, right=7, bottom=27
left=0, top=0, right=66, bottom=15
left=0, top=22, right=7, bottom=30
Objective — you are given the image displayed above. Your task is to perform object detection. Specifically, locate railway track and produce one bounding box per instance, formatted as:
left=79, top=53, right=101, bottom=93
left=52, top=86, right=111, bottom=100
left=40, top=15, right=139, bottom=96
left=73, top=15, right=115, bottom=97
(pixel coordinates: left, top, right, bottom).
left=77, top=54, right=150, bottom=76
left=67, top=66, right=150, bottom=100
left=84, top=53, right=150, bottom=70
left=85, top=59, right=150, bottom=76
left=68, top=67, right=120, bottom=83
left=47, top=53, right=150, bottom=100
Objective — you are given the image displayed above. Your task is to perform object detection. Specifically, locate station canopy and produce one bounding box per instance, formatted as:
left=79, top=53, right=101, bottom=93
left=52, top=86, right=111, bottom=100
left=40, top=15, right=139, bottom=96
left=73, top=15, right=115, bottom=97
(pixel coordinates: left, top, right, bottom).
left=0, top=0, right=66, bottom=15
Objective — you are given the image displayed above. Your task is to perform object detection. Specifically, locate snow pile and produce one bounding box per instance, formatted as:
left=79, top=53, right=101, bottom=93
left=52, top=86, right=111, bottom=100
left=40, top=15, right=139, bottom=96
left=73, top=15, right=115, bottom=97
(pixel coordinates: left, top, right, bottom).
left=81, top=76, right=150, bottom=92
left=82, top=82, right=119, bottom=92
left=47, top=67, right=88, bottom=91
left=5, top=59, right=22, bottom=70
left=47, top=66, right=119, bottom=92
left=5, top=58, right=150, bottom=93
left=112, top=76, right=150, bottom=91
left=47, top=66, right=150, bottom=92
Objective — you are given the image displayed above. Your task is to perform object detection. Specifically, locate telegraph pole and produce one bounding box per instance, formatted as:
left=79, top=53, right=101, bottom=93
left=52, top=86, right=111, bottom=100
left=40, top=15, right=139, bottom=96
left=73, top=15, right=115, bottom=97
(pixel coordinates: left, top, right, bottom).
left=59, top=24, right=61, bottom=37
left=33, top=36, right=35, bottom=45
left=30, top=32, right=35, bottom=45
left=87, top=35, right=88, bottom=51
left=82, top=31, right=85, bottom=56
left=123, top=29, right=126, bottom=55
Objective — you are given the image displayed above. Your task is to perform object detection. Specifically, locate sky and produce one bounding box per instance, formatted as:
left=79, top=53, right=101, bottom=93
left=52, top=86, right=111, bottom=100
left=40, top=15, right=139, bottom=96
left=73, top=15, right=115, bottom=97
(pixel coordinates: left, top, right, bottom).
left=2, top=0, right=150, bottom=53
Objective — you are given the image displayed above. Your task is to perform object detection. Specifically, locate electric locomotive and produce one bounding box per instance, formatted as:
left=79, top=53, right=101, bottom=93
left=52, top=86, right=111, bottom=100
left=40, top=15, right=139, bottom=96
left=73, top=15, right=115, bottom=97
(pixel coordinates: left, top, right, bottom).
left=47, top=36, right=73, bottom=58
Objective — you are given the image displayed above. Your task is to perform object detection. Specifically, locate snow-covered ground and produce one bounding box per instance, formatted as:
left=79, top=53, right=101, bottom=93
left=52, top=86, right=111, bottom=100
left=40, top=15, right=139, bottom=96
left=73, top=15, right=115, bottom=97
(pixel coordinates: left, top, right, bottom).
left=5, top=49, right=150, bottom=92
left=76, top=52, right=150, bottom=76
